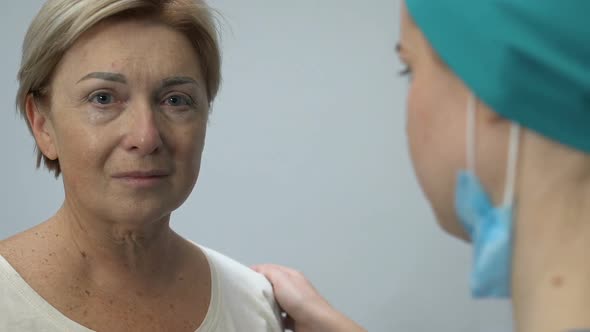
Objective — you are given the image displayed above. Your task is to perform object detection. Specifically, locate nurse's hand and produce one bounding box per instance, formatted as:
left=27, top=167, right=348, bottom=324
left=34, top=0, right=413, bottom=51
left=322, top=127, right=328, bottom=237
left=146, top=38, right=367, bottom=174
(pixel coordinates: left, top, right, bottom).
left=252, top=264, right=367, bottom=332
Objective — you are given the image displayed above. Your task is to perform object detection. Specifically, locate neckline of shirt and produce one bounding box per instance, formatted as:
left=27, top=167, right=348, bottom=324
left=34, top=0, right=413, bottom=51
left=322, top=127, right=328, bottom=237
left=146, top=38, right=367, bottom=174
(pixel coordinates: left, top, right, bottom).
left=0, top=243, right=221, bottom=332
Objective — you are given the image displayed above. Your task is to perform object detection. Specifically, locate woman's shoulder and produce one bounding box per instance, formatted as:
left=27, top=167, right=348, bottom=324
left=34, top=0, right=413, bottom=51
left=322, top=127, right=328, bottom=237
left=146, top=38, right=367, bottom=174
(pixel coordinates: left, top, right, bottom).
left=196, top=244, right=283, bottom=330
left=0, top=234, right=23, bottom=263
left=200, top=245, right=273, bottom=290
left=0, top=223, right=59, bottom=280
left=0, top=237, right=74, bottom=332
left=0, top=238, right=7, bottom=257
left=0, top=228, right=36, bottom=257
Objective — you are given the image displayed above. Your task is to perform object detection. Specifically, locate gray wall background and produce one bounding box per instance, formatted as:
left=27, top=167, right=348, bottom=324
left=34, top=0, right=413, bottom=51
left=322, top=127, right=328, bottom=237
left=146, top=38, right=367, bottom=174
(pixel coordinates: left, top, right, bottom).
left=0, top=1, right=512, bottom=331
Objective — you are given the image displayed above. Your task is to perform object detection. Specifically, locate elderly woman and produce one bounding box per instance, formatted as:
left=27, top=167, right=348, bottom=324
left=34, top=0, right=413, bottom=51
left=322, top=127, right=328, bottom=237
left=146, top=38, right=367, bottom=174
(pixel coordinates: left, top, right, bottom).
left=0, top=1, right=282, bottom=331
left=255, top=1, right=590, bottom=331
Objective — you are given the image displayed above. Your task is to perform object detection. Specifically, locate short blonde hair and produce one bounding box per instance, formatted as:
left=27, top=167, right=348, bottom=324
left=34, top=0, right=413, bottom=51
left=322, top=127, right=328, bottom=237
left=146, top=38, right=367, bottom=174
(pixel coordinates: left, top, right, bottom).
left=16, top=0, right=222, bottom=176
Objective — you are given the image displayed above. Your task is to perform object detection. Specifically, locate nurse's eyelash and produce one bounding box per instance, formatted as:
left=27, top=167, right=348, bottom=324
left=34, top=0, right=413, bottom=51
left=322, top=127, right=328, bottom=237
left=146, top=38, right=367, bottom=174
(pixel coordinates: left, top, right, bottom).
left=398, top=66, right=412, bottom=76
left=395, top=42, right=414, bottom=78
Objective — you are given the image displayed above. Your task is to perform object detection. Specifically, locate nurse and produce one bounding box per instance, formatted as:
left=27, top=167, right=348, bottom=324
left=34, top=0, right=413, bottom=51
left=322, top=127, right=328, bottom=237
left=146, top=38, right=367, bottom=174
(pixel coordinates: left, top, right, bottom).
left=255, top=1, right=590, bottom=331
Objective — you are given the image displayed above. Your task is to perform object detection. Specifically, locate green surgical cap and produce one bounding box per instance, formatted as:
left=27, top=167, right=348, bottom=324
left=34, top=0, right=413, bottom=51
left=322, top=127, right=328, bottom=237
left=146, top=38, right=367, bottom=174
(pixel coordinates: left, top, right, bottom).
left=406, top=0, right=590, bottom=153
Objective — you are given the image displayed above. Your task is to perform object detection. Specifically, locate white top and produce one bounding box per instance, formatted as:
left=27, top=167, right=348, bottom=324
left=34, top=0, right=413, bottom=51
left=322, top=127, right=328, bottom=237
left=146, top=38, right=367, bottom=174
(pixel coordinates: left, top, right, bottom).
left=0, top=246, right=283, bottom=332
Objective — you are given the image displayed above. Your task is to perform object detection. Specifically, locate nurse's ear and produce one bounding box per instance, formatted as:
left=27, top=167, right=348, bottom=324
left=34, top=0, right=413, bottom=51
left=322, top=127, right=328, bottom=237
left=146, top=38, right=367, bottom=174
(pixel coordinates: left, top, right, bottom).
left=476, top=98, right=513, bottom=127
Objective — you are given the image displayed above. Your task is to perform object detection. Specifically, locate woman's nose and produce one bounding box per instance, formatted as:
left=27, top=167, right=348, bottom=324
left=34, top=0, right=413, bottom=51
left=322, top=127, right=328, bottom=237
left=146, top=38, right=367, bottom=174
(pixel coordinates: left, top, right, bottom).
left=120, top=101, right=164, bottom=156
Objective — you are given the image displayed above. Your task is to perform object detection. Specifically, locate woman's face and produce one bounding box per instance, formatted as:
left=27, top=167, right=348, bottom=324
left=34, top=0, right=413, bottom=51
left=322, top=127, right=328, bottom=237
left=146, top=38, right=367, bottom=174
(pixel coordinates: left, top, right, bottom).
left=32, top=19, right=209, bottom=224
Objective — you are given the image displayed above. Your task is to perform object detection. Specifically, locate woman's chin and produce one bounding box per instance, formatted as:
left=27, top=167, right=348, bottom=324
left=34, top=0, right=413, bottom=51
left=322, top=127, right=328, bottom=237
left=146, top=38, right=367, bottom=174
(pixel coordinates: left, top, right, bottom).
left=107, top=209, right=172, bottom=227
left=89, top=186, right=193, bottom=224
left=90, top=198, right=181, bottom=226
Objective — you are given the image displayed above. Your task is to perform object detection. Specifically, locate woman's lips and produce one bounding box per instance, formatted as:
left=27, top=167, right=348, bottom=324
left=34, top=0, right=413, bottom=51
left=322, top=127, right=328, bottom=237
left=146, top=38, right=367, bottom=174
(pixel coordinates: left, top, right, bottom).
left=112, top=170, right=170, bottom=188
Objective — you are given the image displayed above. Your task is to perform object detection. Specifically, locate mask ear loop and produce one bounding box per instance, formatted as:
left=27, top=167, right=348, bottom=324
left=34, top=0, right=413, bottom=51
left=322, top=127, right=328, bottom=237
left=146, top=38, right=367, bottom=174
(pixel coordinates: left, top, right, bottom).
left=502, top=124, right=521, bottom=207
left=467, top=94, right=520, bottom=207
left=466, top=94, right=477, bottom=174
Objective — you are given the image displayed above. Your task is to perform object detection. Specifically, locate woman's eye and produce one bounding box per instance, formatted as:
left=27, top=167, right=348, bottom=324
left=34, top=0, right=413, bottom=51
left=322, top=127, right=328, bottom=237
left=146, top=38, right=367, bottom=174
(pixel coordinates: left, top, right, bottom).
left=89, top=92, right=114, bottom=105
left=164, top=95, right=194, bottom=107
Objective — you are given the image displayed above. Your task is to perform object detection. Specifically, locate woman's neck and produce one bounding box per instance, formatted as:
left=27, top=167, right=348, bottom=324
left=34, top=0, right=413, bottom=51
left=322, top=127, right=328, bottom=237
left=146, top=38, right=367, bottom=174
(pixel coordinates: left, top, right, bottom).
left=53, top=202, right=183, bottom=294
left=512, top=139, right=590, bottom=332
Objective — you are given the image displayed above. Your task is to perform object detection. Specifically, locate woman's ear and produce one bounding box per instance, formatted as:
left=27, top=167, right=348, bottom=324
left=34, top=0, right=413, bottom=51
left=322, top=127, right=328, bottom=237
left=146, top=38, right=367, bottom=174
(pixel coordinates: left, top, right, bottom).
left=25, top=94, right=58, bottom=161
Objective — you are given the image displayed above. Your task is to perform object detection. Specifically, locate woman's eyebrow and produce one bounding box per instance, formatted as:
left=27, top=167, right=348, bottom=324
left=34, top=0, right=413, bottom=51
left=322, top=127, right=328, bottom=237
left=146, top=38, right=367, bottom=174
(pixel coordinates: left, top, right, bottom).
left=75, top=73, right=200, bottom=89
left=160, top=76, right=200, bottom=89
left=77, top=72, right=127, bottom=84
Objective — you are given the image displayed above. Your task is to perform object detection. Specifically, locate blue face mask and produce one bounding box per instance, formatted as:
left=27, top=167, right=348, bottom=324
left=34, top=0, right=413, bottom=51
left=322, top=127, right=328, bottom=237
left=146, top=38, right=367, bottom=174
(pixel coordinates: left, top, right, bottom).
left=454, top=95, right=521, bottom=298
